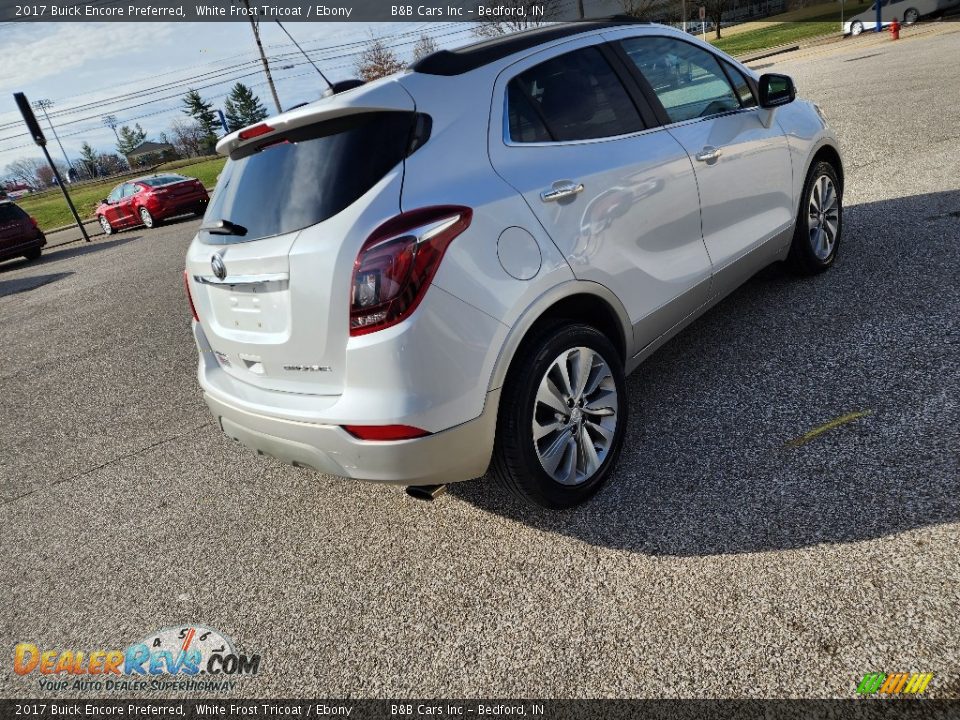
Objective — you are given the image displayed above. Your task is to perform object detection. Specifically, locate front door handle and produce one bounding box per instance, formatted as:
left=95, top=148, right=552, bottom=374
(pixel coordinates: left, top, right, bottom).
left=541, top=180, right=584, bottom=203
left=695, top=146, right=722, bottom=163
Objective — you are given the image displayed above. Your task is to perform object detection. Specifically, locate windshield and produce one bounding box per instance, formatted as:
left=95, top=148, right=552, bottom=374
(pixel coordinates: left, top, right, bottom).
left=200, top=112, right=419, bottom=244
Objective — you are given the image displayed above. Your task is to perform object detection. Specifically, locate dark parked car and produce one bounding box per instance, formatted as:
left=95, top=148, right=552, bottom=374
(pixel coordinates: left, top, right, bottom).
left=0, top=201, right=45, bottom=264
left=94, top=173, right=209, bottom=234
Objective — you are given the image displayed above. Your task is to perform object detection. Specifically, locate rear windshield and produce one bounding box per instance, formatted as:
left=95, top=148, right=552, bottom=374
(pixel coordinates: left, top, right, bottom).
left=0, top=203, right=27, bottom=223
left=200, top=112, right=420, bottom=244
left=140, top=174, right=187, bottom=187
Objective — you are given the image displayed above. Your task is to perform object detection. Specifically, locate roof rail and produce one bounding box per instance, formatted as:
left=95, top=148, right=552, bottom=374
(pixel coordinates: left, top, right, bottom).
left=410, top=17, right=650, bottom=76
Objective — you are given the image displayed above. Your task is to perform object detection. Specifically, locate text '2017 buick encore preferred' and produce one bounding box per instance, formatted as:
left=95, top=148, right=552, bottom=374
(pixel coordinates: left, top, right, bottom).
left=185, top=20, right=843, bottom=509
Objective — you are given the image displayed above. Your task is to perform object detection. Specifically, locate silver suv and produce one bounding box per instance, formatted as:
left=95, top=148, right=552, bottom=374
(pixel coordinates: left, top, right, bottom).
left=185, top=21, right=843, bottom=508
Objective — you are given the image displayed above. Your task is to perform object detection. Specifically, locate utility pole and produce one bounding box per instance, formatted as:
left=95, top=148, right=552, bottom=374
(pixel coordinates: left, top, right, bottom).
left=577, top=0, right=584, bottom=18
left=244, top=0, right=282, bottom=114
left=14, top=93, right=90, bottom=242
left=33, top=99, right=73, bottom=179
left=102, top=114, right=120, bottom=143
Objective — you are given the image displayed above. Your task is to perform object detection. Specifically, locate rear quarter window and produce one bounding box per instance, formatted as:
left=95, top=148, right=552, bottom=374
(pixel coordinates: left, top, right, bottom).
left=201, top=112, right=422, bottom=244
left=0, top=204, right=28, bottom=223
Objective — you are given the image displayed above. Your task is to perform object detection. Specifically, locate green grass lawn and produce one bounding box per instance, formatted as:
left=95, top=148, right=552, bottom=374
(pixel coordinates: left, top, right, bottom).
left=712, top=17, right=843, bottom=57
left=16, top=156, right=227, bottom=232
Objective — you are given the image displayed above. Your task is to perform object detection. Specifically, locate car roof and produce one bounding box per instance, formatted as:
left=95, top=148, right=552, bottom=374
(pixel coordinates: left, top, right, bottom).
left=411, top=17, right=650, bottom=76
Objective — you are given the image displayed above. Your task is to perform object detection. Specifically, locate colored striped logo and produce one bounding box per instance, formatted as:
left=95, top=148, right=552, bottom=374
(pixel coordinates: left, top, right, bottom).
left=857, top=672, right=934, bottom=695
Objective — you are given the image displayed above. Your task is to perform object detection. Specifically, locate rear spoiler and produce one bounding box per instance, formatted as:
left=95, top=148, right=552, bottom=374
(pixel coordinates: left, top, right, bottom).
left=216, top=79, right=416, bottom=157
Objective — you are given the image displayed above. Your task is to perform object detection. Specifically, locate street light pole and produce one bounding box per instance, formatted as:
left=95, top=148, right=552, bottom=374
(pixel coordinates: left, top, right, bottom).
left=244, top=0, right=282, bottom=114
left=33, top=99, right=73, bottom=178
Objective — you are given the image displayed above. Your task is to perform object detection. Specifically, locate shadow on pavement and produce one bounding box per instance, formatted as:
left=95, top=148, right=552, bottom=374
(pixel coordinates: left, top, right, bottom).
left=0, top=272, right=74, bottom=298
left=451, top=190, right=960, bottom=555
left=0, top=236, right=141, bottom=274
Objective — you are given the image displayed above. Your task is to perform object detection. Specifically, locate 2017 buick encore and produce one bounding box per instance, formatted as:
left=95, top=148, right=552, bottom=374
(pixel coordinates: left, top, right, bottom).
left=185, top=21, right=843, bottom=508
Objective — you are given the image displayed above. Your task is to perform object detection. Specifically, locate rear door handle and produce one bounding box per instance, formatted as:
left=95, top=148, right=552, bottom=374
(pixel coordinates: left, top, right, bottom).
left=695, top=146, right=722, bottom=163
left=541, top=180, right=584, bottom=203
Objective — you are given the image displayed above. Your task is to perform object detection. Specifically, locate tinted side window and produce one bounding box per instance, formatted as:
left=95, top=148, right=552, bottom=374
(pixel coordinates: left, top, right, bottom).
left=722, top=60, right=757, bottom=108
left=508, top=46, right=643, bottom=143
left=620, top=37, right=741, bottom=123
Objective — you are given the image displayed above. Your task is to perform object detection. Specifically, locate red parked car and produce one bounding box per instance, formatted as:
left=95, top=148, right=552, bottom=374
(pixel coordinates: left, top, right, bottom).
left=0, top=201, right=46, bottom=264
left=94, top=174, right=209, bottom=234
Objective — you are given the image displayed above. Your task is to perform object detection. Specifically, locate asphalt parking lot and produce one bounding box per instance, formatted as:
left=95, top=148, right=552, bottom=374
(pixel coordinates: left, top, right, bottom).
left=2, top=25, right=959, bottom=699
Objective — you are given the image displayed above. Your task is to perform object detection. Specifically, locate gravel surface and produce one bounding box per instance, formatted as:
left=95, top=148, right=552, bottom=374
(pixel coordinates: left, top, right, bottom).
left=1, top=26, right=958, bottom=700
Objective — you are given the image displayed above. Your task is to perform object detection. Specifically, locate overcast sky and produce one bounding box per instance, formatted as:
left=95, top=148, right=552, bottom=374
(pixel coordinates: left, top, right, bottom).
left=0, top=21, right=481, bottom=173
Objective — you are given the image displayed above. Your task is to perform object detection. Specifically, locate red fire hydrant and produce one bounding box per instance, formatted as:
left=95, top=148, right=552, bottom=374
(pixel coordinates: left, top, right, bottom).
left=890, top=17, right=901, bottom=40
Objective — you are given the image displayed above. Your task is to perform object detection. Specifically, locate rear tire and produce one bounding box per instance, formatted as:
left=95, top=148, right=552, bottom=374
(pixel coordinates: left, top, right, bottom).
left=904, top=7, right=919, bottom=23
left=24, top=247, right=41, bottom=261
left=788, top=160, right=842, bottom=275
left=851, top=21, right=864, bottom=36
left=491, top=322, right=627, bottom=509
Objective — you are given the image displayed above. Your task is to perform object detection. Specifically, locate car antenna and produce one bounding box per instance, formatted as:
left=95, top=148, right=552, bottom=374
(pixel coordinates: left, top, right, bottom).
left=274, top=20, right=334, bottom=93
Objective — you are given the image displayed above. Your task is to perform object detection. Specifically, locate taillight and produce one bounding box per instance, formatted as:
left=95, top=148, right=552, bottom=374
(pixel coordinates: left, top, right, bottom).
left=238, top=123, right=274, bottom=140
left=343, top=425, right=430, bottom=441
left=28, top=216, right=38, bottom=228
left=350, top=205, right=472, bottom=336
left=184, top=271, right=199, bottom=322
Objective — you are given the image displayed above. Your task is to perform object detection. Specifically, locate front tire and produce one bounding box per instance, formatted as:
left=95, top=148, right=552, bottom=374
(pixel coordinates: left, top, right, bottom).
left=99, top=215, right=113, bottom=236
left=491, top=322, right=627, bottom=509
left=788, top=160, right=842, bottom=275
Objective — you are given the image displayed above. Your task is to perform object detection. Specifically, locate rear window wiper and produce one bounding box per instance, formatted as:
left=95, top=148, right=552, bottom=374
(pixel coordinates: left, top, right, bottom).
left=200, top=219, right=248, bottom=236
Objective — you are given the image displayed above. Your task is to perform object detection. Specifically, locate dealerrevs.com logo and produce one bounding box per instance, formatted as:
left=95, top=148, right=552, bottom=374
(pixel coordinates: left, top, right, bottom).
left=13, top=626, right=260, bottom=693
left=856, top=672, right=935, bottom=695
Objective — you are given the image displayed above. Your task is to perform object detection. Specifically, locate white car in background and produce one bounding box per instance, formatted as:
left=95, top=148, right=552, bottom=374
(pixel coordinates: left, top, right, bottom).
left=843, top=0, right=955, bottom=34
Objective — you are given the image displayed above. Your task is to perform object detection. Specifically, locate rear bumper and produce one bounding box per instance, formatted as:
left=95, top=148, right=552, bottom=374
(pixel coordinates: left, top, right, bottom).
left=151, top=193, right=208, bottom=219
left=204, top=386, right=499, bottom=486
left=0, top=232, right=45, bottom=261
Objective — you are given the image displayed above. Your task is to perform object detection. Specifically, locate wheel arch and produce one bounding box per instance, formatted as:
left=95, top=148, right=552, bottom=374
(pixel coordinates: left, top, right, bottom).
left=488, top=282, right=632, bottom=393
left=810, top=142, right=844, bottom=194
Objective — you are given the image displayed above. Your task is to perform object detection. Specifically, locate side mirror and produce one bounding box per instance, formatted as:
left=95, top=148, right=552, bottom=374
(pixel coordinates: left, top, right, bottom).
left=101, top=198, right=110, bottom=205
left=758, top=73, right=796, bottom=108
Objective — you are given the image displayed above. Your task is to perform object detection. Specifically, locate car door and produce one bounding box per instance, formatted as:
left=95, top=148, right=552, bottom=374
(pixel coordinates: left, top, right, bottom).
left=104, top=185, right=124, bottom=226
left=614, top=34, right=795, bottom=291
left=118, top=183, right=138, bottom=226
left=487, top=39, right=713, bottom=350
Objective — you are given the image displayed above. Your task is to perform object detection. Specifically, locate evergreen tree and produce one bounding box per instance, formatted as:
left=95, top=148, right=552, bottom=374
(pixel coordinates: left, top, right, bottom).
left=223, top=83, right=269, bottom=132
left=116, top=124, right=148, bottom=156
left=182, top=89, right=219, bottom=152
left=79, top=142, right=99, bottom=176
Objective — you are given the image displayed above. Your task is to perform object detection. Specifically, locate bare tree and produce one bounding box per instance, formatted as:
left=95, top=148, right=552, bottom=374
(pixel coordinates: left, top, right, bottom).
left=412, top=33, right=439, bottom=62
left=4, top=157, right=47, bottom=189
left=704, top=0, right=733, bottom=37
left=620, top=0, right=671, bottom=21
left=169, top=118, right=209, bottom=158
left=472, top=0, right=561, bottom=37
left=356, top=35, right=406, bottom=82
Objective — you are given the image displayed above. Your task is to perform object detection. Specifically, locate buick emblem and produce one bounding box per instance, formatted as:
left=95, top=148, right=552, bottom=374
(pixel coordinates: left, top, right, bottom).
left=211, top=254, right=226, bottom=281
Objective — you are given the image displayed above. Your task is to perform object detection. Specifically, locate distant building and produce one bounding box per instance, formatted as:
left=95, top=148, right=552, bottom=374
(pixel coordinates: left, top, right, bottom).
left=126, top=141, right=178, bottom=168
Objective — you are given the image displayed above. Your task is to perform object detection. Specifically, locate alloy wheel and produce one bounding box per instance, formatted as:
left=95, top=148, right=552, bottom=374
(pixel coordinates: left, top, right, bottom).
left=808, top=174, right=840, bottom=261
left=532, top=346, right=619, bottom=486
left=140, top=207, right=154, bottom=228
